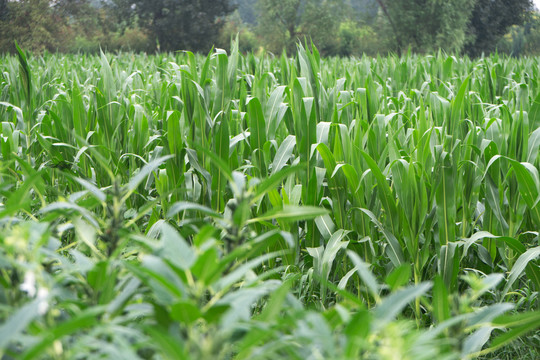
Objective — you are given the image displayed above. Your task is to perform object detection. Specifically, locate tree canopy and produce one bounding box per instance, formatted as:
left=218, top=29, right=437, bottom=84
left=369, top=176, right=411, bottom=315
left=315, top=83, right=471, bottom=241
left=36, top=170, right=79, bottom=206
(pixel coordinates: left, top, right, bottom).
left=465, top=0, right=534, bottom=56
left=0, top=0, right=537, bottom=56
left=255, top=0, right=345, bottom=55
left=0, top=0, right=69, bottom=53
left=377, top=0, right=534, bottom=55
left=377, top=0, right=475, bottom=54
left=119, top=0, right=235, bottom=52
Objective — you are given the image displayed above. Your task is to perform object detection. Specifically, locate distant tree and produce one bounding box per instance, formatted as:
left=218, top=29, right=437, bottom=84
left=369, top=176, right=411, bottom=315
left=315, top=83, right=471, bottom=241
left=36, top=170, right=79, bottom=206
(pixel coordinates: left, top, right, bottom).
left=0, top=0, right=8, bottom=42
left=349, top=0, right=378, bottom=19
left=231, top=0, right=258, bottom=24
left=117, top=0, right=235, bottom=52
left=300, top=0, right=344, bottom=55
left=376, top=0, right=475, bottom=54
left=465, top=0, right=534, bottom=56
left=0, top=0, right=7, bottom=20
left=55, top=0, right=93, bottom=17
left=0, top=0, right=70, bottom=53
left=256, top=0, right=345, bottom=54
left=54, top=0, right=105, bottom=36
left=256, top=0, right=302, bottom=53
left=218, top=10, right=258, bottom=53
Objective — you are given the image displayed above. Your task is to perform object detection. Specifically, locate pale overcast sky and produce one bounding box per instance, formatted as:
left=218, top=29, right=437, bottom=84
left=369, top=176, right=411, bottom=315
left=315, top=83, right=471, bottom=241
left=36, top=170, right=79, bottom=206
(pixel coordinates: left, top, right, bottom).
left=535, top=0, right=540, bottom=11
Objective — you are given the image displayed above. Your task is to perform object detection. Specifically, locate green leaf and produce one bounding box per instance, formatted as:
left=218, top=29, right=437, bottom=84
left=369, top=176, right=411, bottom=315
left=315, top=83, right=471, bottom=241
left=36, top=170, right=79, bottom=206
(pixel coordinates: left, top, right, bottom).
left=167, top=201, right=223, bottom=219
left=73, top=177, right=106, bottom=203
left=247, top=205, right=328, bottom=224
left=360, top=150, right=399, bottom=234
left=314, top=214, right=336, bottom=241
left=271, top=135, right=296, bottom=175
left=171, top=301, right=202, bottom=324
left=432, top=275, right=450, bottom=324
left=248, top=97, right=267, bottom=175
left=161, top=223, right=196, bottom=270
left=214, top=251, right=285, bottom=291
left=107, top=277, right=141, bottom=315
left=385, top=264, right=411, bottom=291
left=509, top=160, right=540, bottom=224
left=462, top=327, right=494, bottom=357
left=265, top=85, right=288, bottom=139
left=144, top=326, right=187, bottom=360
left=15, top=40, right=31, bottom=103
left=528, top=91, right=540, bottom=130
left=257, top=276, right=297, bottom=322
left=503, top=246, right=540, bottom=296
left=0, top=171, right=44, bottom=218
left=21, top=307, right=106, bottom=360
left=435, top=151, right=456, bottom=247
left=373, top=282, right=432, bottom=330
left=126, top=155, right=174, bottom=194
left=40, top=202, right=99, bottom=228
left=251, top=164, right=301, bottom=204
left=483, top=311, right=540, bottom=355
left=439, top=242, right=459, bottom=290
left=461, top=231, right=526, bottom=257
left=356, top=208, right=405, bottom=267
left=0, top=299, right=42, bottom=350
left=347, top=251, right=380, bottom=299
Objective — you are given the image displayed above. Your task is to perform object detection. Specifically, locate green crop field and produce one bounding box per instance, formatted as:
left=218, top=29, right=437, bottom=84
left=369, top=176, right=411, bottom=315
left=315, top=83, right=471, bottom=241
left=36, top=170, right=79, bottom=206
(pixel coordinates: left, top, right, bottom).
left=1, top=43, right=539, bottom=359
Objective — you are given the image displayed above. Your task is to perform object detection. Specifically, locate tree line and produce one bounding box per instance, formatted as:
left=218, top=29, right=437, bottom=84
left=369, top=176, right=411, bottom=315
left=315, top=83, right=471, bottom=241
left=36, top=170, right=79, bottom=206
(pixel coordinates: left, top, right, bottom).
left=0, top=0, right=537, bottom=56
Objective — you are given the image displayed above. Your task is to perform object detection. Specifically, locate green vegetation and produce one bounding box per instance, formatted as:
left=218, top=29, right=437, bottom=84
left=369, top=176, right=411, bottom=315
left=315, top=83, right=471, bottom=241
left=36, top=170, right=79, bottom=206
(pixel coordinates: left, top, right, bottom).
left=1, top=0, right=539, bottom=56
left=1, top=43, right=539, bottom=359
left=375, top=0, right=534, bottom=56
left=114, top=0, right=234, bottom=52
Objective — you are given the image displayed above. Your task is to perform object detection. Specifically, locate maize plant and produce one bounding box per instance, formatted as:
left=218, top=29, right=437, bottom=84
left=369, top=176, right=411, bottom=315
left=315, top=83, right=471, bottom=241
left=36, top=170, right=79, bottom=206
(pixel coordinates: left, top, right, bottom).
left=0, top=42, right=539, bottom=359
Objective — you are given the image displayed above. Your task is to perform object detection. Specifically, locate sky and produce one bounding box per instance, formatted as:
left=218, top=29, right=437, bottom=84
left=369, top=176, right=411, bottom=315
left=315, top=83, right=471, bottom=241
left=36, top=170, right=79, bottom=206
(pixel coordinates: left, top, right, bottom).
left=535, top=0, right=540, bottom=11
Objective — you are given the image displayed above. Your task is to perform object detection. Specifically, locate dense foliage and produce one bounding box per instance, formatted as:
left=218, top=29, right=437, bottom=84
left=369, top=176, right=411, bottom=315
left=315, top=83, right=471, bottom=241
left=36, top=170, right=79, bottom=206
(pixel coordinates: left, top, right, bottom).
left=0, top=0, right=149, bottom=54
left=0, top=44, right=539, bottom=359
left=376, top=0, right=476, bottom=53
left=465, top=0, right=534, bottom=56
left=0, top=0, right=539, bottom=56
left=377, top=0, right=534, bottom=56
left=115, top=0, right=234, bottom=52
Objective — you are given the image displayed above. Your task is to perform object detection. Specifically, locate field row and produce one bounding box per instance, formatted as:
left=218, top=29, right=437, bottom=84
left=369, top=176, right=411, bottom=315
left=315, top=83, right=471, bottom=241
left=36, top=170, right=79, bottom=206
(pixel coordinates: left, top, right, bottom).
left=0, top=45, right=539, bottom=358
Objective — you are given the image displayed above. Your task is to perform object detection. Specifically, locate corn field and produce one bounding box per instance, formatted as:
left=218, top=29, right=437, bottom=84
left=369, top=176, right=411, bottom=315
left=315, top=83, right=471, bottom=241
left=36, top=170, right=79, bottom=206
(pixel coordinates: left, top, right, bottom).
left=0, top=43, right=539, bottom=359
